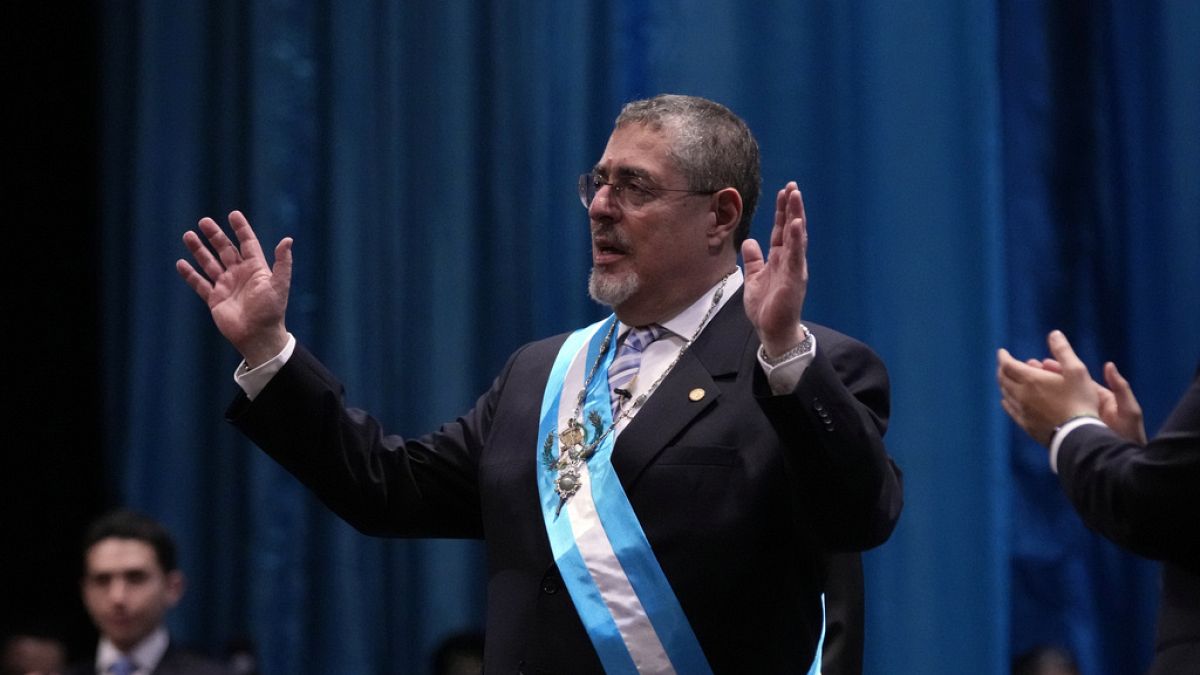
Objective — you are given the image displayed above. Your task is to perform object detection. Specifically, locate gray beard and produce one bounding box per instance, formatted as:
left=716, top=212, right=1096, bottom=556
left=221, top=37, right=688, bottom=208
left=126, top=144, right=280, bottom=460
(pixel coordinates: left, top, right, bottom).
left=588, top=268, right=641, bottom=308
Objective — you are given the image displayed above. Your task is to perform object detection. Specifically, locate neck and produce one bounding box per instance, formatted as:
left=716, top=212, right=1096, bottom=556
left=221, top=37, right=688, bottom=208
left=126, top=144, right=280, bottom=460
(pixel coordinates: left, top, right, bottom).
left=614, top=266, right=735, bottom=327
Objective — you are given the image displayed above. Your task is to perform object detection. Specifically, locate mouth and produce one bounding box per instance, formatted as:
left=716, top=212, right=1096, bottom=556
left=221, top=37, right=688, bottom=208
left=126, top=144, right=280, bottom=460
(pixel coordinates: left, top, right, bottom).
left=592, top=232, right=630, bottom=266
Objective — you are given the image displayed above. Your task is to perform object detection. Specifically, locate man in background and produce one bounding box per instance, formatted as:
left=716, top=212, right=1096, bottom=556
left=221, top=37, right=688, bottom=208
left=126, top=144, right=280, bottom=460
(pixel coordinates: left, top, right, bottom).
left=68, top=509, right=231, bottom=675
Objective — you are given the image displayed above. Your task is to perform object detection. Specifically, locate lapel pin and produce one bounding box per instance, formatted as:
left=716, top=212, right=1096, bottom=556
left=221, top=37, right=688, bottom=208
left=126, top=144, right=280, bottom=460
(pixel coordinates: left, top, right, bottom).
left=688, top=388, right=706, bottom=402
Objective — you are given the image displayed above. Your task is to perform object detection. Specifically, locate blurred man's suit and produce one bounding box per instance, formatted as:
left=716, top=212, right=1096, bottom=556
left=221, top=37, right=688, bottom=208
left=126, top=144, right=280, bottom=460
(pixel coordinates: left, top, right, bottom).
left=1056, top=369, right=1199, bottom=673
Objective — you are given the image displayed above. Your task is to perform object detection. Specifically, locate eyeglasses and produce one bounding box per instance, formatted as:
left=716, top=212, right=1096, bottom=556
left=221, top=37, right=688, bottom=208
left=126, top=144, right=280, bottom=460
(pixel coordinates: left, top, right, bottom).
left=578, top=172, right=716, bottom=209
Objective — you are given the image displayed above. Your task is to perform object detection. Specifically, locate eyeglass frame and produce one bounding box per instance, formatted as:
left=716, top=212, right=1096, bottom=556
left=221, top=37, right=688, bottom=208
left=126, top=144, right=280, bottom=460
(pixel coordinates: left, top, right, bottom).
left=577, top=171, right=718, bottom=210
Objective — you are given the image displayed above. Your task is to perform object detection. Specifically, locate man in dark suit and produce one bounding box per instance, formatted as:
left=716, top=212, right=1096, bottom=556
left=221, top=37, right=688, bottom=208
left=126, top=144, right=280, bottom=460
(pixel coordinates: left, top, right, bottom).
left=179, top=94, right=903, bottom=673
left=998, top=330, right=1200, bottom=674
left=69, top=509, right=232, bottom=675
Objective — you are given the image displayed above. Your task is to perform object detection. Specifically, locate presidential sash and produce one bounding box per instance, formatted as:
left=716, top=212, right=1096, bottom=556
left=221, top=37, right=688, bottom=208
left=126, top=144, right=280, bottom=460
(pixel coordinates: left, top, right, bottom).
left=536, top=315, right=826, bottom=674
left=537, top=315, right=710, bottom=674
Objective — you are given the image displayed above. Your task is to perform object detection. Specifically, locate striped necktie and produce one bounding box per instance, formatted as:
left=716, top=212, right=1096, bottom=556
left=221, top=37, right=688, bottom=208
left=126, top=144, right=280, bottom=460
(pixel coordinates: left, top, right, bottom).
left=608, top=324, right=665, bottom=416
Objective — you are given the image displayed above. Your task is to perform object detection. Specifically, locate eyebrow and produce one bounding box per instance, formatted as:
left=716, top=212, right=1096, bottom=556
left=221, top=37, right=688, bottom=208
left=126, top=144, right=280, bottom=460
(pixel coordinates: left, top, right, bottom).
left=592, top=164, right=654, bottom=181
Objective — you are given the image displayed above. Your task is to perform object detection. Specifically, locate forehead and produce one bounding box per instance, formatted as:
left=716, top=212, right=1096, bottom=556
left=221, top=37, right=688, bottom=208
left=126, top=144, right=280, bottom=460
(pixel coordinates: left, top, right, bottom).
left=86, top=538, right=161, bottom=574
left=595, top=123, right=679, bottom=180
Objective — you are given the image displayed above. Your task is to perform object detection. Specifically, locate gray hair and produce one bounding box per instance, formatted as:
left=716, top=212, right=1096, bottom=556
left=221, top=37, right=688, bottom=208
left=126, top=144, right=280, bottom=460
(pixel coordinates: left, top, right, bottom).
left=615, top=94, right=761, bottom=246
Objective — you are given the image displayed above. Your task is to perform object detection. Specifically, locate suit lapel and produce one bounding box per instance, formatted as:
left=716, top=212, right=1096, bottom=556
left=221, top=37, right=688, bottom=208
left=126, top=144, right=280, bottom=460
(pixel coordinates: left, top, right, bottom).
left=611, top=289, right=754, bottom=489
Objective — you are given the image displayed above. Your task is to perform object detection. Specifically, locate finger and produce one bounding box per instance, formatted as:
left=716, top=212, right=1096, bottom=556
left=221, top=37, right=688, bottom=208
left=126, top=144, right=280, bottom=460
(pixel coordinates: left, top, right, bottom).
left=787, top=189, right=808, bottom=260
left=198, top=215, right=244, bottom=269
left=183, top=227, right=226, bottom=282
left=1103, top=361, right=1141, bottom=413
left=771, top=187, right=787, bottom=248
left=227, top=210, right=266, bottom=261
left=773, top=186, right=788, bottom=231
left=1046, top=330, right=1089, bottom=382
left=1040, top=358, right=1063, bottom=373
left=741, top=238, right=765, bottom=276
left=771, top=190, right=807, bottom=275
left=997, top=370, right=1026, bottom=403
left=771, top=182, right=799, bottom=248
left=272, top=237, right=295, bottom=293
left=996, top=347, right=1015, bottom=374
left=175, top=259, right=212, bottom=303
left=996, top=347, right=1031, bottom=382
left=999, top=395, right=1019, bottom=422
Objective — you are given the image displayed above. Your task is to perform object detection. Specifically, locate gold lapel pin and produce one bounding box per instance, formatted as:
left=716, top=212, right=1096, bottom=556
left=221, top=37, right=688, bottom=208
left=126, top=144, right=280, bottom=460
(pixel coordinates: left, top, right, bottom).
left=688, top=388, right=706, bottom=402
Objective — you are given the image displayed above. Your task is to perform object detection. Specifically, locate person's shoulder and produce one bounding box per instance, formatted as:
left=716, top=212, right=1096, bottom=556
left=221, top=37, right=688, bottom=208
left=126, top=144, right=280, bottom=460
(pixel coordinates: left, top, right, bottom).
left=63, top=661, right=95, bottom=675
left=505, top=329, right=584, bottom=366
left=157, top=644, right=235, bottom=675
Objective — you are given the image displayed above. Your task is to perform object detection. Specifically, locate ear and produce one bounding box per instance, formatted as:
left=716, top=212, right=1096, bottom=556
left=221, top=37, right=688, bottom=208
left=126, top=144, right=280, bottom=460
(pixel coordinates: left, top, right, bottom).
left=706, top=187, right=742, bottom=251
left=164, top=570, right=186, bottom=608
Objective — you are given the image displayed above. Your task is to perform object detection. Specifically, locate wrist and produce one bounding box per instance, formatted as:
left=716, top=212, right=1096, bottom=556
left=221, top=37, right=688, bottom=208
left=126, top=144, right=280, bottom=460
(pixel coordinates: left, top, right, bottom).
left=240, top=328, right=290, bottom=369
left=1054, top=412, right=1100, bottom=431
left=760, top=324, right=813, bottom=366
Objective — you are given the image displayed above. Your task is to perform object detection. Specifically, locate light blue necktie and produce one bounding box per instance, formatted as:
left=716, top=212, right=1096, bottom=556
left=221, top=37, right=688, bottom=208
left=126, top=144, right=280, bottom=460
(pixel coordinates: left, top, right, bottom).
left=109, top=656, right=138, bottom=675
left=608, top=324, right=665, bottom=415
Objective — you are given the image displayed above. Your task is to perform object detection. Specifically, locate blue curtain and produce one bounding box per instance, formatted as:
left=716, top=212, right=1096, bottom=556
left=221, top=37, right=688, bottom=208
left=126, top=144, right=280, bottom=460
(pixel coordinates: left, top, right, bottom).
left=1000, top=2, right=1200, bottom=674
left=98, top=1, right=1199, bottom=673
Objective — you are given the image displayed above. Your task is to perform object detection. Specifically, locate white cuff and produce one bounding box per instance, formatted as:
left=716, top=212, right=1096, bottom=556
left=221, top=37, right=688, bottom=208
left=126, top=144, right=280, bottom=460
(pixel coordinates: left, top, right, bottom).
left=757, top=327, right=817, bottom=395
left=233, top=333, right=297, bottom=401
left=1048, top=416, right=1106, bottom=473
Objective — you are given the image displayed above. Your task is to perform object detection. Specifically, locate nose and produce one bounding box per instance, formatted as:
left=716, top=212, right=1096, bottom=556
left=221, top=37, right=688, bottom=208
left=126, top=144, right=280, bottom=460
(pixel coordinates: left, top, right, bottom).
left=588, top=183, right=619, bottom=221
left=107, top=579, right=129, bottom=604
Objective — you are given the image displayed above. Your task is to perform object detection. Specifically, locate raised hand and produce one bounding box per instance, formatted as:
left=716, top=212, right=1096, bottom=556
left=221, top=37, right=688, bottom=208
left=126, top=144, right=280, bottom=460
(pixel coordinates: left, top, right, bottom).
left=997, top=330, right=1102, bottom=446
left=741, top=182, right=809, bottom=357
left=176, top=210, right=293, bottom=367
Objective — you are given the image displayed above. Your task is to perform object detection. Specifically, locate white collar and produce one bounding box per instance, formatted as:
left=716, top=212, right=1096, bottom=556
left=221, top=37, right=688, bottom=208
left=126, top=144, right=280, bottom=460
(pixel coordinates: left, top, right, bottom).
left=96, top=626, right=168, bottom=675
left=619, top=267, right=743, bottom=340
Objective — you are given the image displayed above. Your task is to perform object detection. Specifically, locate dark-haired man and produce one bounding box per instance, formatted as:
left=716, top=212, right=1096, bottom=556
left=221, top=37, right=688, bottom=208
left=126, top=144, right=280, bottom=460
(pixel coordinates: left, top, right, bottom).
left=179, top=94, right=903, bottom=673
left=69, top=510, right=231, bottom=675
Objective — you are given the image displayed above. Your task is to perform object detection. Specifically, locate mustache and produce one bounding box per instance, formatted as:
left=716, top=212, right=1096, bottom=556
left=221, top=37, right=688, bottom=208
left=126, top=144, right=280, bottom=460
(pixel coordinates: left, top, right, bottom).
left=590, top=223, right=632, bottom=250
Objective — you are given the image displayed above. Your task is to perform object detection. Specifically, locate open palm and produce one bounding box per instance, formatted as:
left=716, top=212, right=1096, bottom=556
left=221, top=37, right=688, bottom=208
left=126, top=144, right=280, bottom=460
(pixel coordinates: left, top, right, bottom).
left=176, top=210, right=293, bottom=365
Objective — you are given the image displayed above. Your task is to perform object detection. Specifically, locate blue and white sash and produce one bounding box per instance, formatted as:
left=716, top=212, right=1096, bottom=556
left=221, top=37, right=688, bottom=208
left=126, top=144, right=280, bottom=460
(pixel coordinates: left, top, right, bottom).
left=536, top=315, right=826, bottom=674
left=537, top=315, right=710, bottom=674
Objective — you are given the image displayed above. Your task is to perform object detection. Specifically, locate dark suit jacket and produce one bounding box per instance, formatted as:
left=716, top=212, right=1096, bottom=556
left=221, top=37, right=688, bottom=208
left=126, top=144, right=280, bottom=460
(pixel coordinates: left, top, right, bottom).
left=66, top=642, right=234, bottom=675
left=1056, top=370, right=1200, bottom=674
left=230, top=292, right=903, bottom=673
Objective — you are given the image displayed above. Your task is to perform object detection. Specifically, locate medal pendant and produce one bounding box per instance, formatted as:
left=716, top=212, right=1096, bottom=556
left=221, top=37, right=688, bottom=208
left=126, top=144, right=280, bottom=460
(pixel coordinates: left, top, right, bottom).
left=555, top=468, right=581, bottom=503
left=559, top=422, right=585, bottom=448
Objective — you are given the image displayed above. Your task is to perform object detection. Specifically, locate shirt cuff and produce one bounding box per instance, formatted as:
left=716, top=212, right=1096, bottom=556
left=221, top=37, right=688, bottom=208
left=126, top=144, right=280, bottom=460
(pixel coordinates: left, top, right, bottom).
left=233, top=333, right=297, bottom=401
left=1048, top=416, right=1107, bottom=473
left=758, top=329, right=817, bottom=395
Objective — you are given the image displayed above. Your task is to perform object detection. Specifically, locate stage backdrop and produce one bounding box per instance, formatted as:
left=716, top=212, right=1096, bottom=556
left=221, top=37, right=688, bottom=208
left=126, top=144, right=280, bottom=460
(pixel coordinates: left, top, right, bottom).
left=98, top=1, right=1198, bottom=673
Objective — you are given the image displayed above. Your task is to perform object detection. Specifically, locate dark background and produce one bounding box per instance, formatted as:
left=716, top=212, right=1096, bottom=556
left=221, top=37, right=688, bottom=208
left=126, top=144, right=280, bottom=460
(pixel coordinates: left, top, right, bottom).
left=8, top=3, right=105, bottom=661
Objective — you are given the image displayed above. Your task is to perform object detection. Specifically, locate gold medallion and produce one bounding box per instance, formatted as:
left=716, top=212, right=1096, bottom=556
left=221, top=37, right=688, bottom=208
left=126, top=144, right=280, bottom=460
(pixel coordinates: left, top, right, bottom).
left=559, top=424, right=585, bottom=448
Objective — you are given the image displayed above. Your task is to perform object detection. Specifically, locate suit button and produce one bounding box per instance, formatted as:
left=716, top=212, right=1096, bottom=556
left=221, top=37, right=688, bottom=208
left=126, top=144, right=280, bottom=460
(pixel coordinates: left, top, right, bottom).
left=541, top=576, right=560, bottom=595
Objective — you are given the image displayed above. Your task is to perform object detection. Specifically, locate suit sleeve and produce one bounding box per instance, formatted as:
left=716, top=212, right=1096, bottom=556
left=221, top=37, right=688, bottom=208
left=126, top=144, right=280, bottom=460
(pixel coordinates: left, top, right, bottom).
left=1056, top=373, right=1200, bottom=564
left=757, top=328, right=903, bottom=551
left=225, top=343, right=518, bottom=539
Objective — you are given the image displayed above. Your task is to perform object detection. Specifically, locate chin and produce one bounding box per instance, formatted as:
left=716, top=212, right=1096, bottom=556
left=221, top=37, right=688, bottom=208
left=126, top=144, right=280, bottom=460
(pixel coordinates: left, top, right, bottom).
left=588, top=268, right=640, bottom=308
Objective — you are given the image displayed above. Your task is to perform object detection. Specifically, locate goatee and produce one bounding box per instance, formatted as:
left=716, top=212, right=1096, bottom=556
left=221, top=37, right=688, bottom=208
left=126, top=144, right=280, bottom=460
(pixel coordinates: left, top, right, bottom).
left=588, top=269, right=640, bottom=308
